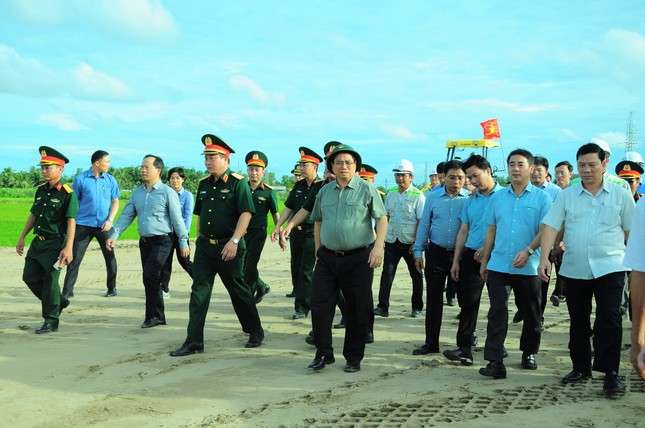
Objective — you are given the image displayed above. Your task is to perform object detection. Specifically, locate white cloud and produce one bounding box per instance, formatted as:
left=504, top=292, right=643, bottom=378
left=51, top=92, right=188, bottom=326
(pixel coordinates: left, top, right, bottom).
left=72, top=63, right=134, bottom=101
left=0, top=45, right=61, bottom=96
left=38, top=113, right=88, bottom=131
left=380, top=124, right=419, bottom=140
left=423, top=98, right=558, bottom=113
left=229, top=75, right=286, bottom=106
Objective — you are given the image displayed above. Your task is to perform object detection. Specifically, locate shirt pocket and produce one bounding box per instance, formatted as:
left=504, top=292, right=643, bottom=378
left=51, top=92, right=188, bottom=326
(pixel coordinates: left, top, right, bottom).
left=600, top=205, right=621, bottom=225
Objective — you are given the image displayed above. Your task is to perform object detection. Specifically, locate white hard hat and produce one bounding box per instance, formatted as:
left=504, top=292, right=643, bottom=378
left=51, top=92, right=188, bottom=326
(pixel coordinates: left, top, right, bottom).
left=393, top=159, right=414, bottom=174
left=623, top=151, right=644, bottom=164
left=429, top=169, right=438, bottom=176
left=590, top=138, right=611, bottom=155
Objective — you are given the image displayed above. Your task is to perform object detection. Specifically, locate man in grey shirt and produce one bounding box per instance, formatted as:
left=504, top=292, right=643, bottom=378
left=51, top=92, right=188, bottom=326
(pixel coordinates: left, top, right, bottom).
left=307, top=143, right=387, bottom=373
left=107, top=154, right=189, bottom=328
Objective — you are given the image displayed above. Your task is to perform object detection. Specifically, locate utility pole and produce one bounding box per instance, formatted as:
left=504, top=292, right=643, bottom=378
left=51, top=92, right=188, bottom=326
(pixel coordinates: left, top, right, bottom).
left=625, top=111, right=638, bottom=152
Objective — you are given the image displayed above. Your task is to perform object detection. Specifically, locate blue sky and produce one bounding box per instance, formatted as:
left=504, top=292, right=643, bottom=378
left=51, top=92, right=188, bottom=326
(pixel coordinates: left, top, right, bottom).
left=1, top=0, right=645, bottom=187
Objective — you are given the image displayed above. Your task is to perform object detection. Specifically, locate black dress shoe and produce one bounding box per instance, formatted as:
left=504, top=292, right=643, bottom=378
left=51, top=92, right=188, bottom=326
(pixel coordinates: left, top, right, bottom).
left=292, top=312, right=307, bottom=319
left=285, top=291, right=296, bottom=298
left=141, top=317, right=159, bottom=328
left=62, top=290, right=74, bottom=298
left=366, top=331, right=374, bottom=344
left=104, top=288, right=118, bottom=297
left=35, top=321, right=59, bottom=334
left=169, top=341, right=204, bottom=357
left=443, top=349, right=474, bottom=366
left=446, top=297, right=457, bottom=306
left=413, top=344, right=440, bottom=355
left=603, top=371, right=626, bottom=395
left=59, top=298, right=70, bottom=316
left=308, top=355, right=335, bottom=370
left=521, top=353, right=537, bottom=370
left=512, top=311, right=523, bottom=323
left=373, top=307, right=389, bottom=317
left=344, top=360, right=361, bottom=373
left=479, top=361, right=507, bottom=379
left=561, top=369, right=592, bottom=384
left=245, top=329, right=264, bottom=348
left=305, top=331, right=315, bottom=346
left=502, top=346, right=508, bottom=358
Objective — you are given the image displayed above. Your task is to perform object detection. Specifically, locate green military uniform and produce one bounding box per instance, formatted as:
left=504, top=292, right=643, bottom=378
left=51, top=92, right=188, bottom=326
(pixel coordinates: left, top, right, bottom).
left=285, top=147, right=325, bottom=317
left=23, top=147, right=78, bottom=330
left=243, top=151, right=279, bottom=300
left=183, top=135, right=262, bottom=347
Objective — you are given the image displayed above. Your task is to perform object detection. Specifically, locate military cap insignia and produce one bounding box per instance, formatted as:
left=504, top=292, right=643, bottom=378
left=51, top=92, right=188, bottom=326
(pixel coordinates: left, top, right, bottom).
left=360, top=167, right=366, bottom=172
left=624, top=164, right=632, bottom=171
left=328, top=145, right=335, bottom=153
left=300, top=150, right=305, bottom=156
left=41, top=149, right=47, bottom=157
left=253, top=153, right=259, bottom=160
left=204, top=136, right=212, bottom=145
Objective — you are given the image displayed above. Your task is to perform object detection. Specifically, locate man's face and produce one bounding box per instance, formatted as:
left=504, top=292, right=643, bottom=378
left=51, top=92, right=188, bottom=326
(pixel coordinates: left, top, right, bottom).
left=205, top=153, right=228, bottom=175
left=95, top=155, right=111, bottom=174
left=577, top=153, right=607, bottom=186
left=330, top=153, right=357, bottom=181
left=323, top=166, right=336, bottom=181
left=298, top=161, right=317, bottom=180
left=465, top=166, right=493, bottom=192
left=531, top=165, right=548, bottom=186
left=554, top=165, right=572, bottom=188
left=508, top=155, right=533, bottom=186
left=438, top=172, right=446, bottom=185
left=247, top=165, right=265, bottom=183
left=429, top=174, right=440, bottom=188
left=394, top=172, right=412, bottom=189
left=41, top=164, right=63, bottom=183
left=140, top=156, right=161, bottom=183
left=444, top=168, right=465, bottom=194
left=623, top=177, right=640, bottom=195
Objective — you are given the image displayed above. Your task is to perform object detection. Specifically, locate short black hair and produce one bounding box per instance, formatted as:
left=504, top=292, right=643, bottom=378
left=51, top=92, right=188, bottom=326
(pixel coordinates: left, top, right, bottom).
left=555, top=160, right=573, bottom=172
left=167, top=166, right=186, bottom=181
left=443, top=160, right=464, bottom=174
left=507, top=149, right=534, bottom=166
left=436, top=161, right=446, bottom=174
left=533, top=156, right=549, bottom=169
left=144, top=154, right=165, bottom=171
left=91, top=150, right=109, bottom=164
left=463, top=154, right=491, bottom=172
left=576, top=143, right=606, bottom=161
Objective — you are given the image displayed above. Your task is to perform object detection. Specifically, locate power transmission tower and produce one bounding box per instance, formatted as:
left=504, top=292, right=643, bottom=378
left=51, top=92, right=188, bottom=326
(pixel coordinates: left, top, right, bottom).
left=625, top=111, right=638, bottom=152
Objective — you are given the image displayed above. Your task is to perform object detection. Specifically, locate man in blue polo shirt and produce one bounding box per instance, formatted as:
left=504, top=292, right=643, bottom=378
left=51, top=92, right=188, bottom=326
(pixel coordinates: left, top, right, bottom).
left=446, top=154, right=503, bottom=366
left=62, top=150, right=120, bottom=298
left=479, top=149, right=552, bottom=379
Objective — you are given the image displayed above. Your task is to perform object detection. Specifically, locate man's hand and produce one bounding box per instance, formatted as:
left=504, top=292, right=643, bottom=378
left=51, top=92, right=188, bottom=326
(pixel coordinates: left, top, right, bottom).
left=16, top=238, right=25, bottom=256
left=415, top=257, right=424, bottom=274
left=479, top=262, right=488, bottom=282
left=180, top=247, right=190, bottom=259
left=59, top=246, right=74, bottom=266
left=270, top=229, right=280, bottom=243
left=450, top=262, right=460, bottom=282
left=537, top=260, right=551, bottom=282
left=473, top=246, right=484, bottom=262
left=512, top=249, right=530, bottom=268
left=106, top=238, right=116, bottom=251
left=632, top=343, right=645, bottom=380
left=368, top=246, right=383, bottom=269
left=101, top=220, right=113, bottom=232
left=221, top=240, right=238, bottom=261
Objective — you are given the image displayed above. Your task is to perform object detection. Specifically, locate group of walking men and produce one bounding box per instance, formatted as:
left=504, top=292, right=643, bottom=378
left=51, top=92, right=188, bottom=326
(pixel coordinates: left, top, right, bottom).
left=15, top=136, right=645, bottom=392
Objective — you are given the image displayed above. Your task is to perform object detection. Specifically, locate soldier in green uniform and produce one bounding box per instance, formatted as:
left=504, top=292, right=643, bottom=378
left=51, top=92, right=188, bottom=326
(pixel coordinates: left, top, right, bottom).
left=16, top=146, right=78, bottom=334
left=244, top=150, right=285, bottom=303
left=170, top=135, right=264, bottom=356
left=271, top=147, right=324, bottom=319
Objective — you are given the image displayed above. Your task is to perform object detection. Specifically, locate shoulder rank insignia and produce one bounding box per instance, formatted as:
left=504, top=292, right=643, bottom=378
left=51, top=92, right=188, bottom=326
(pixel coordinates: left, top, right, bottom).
left=62, top=184, right=74, bottom=193
left=199, top=175, right=210, bottom=182
left=263, top=183, right=274, bottom=190
left=231, top=172, right=244, bottom=180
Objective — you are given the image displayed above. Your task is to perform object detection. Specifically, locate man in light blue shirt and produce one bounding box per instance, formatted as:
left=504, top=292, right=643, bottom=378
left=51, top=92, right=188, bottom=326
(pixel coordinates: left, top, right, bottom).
left=538, top=142, right=634, bottom=395
left=412, top=160, right=469, bottom=355
left=62, top=150, right=120, bottom=298
left=479, top=149, right=552, bottom=379
left=445, top=154, right=503, bottom=366
left=107, top=155, right=189, bottom=329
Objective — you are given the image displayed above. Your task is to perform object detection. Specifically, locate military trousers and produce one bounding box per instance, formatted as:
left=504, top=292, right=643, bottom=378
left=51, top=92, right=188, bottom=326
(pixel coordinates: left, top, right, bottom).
left=23, top=236, right=65, bottom=323
left=290, top=226, right=315, bottom=314
left=243, top=227, right=270, bottom=296
left=185, top=236, right=262, bottom=343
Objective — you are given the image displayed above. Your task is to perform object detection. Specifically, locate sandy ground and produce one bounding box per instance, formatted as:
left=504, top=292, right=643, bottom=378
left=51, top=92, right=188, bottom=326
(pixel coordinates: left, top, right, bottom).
left=0, top=240, right=643, bottom=428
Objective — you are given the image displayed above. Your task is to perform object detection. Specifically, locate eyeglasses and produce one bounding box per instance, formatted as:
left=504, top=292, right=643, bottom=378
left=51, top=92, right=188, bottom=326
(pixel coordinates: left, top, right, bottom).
left=333, top=160, right=355, bottom=167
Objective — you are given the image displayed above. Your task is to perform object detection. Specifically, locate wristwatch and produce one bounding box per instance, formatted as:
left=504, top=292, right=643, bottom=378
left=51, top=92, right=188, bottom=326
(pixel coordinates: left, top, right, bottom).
left=526, top=246, right=534, bottom=255
left=232, top=237, right=240, bottom=244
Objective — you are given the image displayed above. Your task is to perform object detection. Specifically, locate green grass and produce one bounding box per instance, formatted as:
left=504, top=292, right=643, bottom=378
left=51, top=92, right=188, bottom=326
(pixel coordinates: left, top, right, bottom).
left=0, top=196, right=286, bottom=247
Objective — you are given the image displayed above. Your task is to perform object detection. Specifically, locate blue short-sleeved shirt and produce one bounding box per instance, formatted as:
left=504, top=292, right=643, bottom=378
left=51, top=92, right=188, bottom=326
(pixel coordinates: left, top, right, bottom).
left=485, top=184, right=552, bottom=275
left=73, top=169, right=121, bottom=228
left=460, top=183, right=503, bottom=250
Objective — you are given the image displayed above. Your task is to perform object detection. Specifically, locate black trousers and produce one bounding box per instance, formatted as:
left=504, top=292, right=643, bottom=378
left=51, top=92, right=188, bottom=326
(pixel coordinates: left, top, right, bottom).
left=484, top=270, right=542, bottom=362
left=455, top=248, right=485, bottom=351
left=563, top=272, right=624, bottom=374
left=312, top=246, right=374, bottom=362
left=243, top=227, right=270, bottom=295
left=160, top=233, right=193, bottom=292
left=290, top=227, right=315, bottom=314
left=423, top=243, right=457, bottom=347
left=553, top=259, right=566, bottom=297
left=139, top=234, right=173, bottom=322
left=377, top=240, right=424, bottom=312
left=63, top=225, right=117, bottom=293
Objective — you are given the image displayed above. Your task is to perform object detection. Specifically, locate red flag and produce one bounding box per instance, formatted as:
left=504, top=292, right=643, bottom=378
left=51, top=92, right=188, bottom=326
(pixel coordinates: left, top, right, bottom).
left=480, top=118, right=501, bottom=139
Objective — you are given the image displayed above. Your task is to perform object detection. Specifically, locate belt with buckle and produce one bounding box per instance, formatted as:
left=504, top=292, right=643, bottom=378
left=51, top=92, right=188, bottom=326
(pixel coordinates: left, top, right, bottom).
left=326, top=246, right=369, bottom=257
left=36, top=234, right=62, bottom=241
left=140, top=234, right=171, bottom=243
left=296, top=224, right=314, bottom=231
left=200, top=235, right=231, bottom=245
